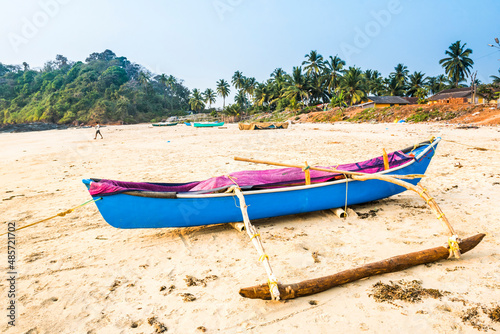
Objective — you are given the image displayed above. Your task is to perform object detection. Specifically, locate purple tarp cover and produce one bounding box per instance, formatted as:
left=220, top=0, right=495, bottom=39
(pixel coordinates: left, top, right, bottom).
left=89, top=151, right=413, bottom=196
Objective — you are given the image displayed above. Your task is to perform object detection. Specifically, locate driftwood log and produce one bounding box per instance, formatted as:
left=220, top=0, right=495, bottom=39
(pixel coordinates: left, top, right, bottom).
left=239, top=233, right=485, bottom=300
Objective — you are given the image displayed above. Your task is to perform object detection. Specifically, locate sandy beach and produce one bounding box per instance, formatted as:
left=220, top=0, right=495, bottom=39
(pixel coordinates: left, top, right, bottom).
left=1, top=122, right=499, bottom=333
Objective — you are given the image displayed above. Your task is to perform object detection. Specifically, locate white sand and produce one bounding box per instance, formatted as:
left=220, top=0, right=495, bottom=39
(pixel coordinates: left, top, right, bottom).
left=1, top=122, right=499, bottom=333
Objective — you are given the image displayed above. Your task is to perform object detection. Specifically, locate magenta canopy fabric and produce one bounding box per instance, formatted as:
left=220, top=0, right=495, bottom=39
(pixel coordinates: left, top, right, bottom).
left=89, top=151, right=412, bottom=196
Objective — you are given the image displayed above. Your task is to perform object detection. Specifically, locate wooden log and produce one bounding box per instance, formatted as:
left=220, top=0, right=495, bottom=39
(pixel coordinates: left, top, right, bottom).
left=239, top=233, right=485, bottom=300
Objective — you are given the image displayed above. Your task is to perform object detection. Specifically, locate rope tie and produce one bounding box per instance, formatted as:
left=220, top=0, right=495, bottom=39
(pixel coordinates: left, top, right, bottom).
left=259, top=254, right=269, bottom=262
left=436, top=213, right=445, bottom=220
left=250, top=233, right=260, bottom=240
left=0, top=197, right=102, bottom=236
left=448, top=235, right=460, bottom=259
left=302, top=165, right=310, bottom=171
left=425, top=197, right=434, bottom=204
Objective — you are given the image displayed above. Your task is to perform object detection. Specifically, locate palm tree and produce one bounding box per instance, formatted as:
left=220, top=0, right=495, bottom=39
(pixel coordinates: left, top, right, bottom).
left=391, top=63, right=409, bottom=86
left=203, top=88, right=217, bottom=110
left=281, top=66, right=310, bottom=105
left=216, top=79, right=231, bottom=110
left=235, top=90, right=248, bottom=108
left=406, top=71, right=427, bottom=97
left=364, top=69, right=383, bottom=95
left=426, top=74, right=449, bottom=95
left=231, top=71, right=246, bottom=91
left=243, top=77, right=257, bottom=101
left=254, top=83, right=270, bottom=107
left=384, top=76, right=406, bottom=96
left=339, top=67, right=366, bottom=105
left=491, top=69, right=500, bottom=84
left=138, top=71, right=150, bottom=92
left=439, top=41, right=474, bottom=88
left=189, top=89, right=205, bottom=112
left=324, top=55, right=345, bottom=94
left=302, top=50, right=325, bottom=77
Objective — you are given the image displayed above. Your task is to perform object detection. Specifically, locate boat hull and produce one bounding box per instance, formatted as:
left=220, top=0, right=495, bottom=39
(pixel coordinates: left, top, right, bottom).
left=193, top=122, right=224, bottom=127
left=85, top=140, right=439, bottom=229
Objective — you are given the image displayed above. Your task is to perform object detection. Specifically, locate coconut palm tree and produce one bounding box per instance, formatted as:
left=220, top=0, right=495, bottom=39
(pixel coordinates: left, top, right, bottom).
left=243, top=77, right=257, bottom=101
left=384, top=76, right=406, bottom=96
left=216, top=79, right=231, bottom=110
left=439, top=41, right=474, bottom=88
left=203, top=88, right=217, bottom=110
left=302, top=50, right=325, bottom=77
left=324, top=55, right=346, bottom=94
left=189, top=89, right=205, bottom=112
left=391, top=63, right=409, bottom=86
left=254, top=83, right=270, bottom=107
left=231, top=71, right=246, bottom=91
left=339, top=67, right=366, bottom=105
left=426, top=74, right=449, bottom=95
left=138, top=71, right=150, bottom=92
left=406, top=71, right=427, bottom=97
left=281, top=66, right=310, bottom=105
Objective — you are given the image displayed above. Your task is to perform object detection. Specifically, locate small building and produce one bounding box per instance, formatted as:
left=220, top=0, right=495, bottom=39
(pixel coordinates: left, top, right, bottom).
left=401, top=97, right=419, bottom=105
left=362, top=96, right=411, bottom=108
left=428, top=87, right=487, bottom=105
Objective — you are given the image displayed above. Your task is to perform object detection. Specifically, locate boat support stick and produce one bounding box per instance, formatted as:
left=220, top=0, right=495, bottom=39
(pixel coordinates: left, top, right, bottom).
left=234, top=157, right=461, bottom=258
left=229, top=186, right=281, bottom=300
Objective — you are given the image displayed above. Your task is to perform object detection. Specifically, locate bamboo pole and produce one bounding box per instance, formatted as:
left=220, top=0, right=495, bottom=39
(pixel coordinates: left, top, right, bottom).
left=230, top=186, right=281, bottom=300
left=304, top=161, right=311, bottom=185
left=382, top=148, right=389, bottom=170
left=239, top=233, right=485, bottom=300
left=234, top=156, right=461, bottom=257
left=330, top=208, right=347, bottom=219
left=233, top=156, right=424, bottom=180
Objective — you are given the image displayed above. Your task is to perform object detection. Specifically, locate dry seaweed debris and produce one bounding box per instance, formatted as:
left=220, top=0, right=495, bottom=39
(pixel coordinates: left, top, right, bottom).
left=370, top=279, right=446, bottom=303
left=184, top=275, right=218, bottom=287
left=461, top=307, right=492, bottom=332
left=488, top=305, right=500, bottom=323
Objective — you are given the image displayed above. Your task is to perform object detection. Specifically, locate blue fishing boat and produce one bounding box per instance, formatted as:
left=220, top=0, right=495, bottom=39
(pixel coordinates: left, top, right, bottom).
left=184, top=122, right=192, bottom=126
left=83, top=138, right=440, bottom=229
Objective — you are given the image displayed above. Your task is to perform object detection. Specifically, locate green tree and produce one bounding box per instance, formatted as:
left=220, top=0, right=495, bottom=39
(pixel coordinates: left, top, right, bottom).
left=189, top=88, right=205, bottom=112
left=324, top=55, right=345, bottom=94
left=231, top=71, right=246, bottom=91
left=216, top=79, right=230, bottom=110
left=281, top=66, right=310, bottom=106
left=439, top=41, right=474, bottom=88
left=302, top=50, right=325, bottom=77
left=406, top=71, right=427, bottom=97
left=203, top=88, right=216, bottom=110
left=339, top=67, right=366, bottom=105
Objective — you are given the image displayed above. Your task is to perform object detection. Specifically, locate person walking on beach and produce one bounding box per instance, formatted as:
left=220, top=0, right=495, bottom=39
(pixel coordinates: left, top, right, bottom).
left=94, top=122, right=103, bottom=139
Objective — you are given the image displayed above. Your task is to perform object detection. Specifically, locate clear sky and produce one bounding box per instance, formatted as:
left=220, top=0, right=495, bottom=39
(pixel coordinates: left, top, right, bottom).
left=1, top=0, right=499, bottom=107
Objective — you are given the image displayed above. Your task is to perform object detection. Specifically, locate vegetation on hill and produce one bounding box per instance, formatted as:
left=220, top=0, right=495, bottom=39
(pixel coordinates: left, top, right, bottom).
left=0, top=50, right=191, bottom=125
left=1, top=39, right=499, bottom=126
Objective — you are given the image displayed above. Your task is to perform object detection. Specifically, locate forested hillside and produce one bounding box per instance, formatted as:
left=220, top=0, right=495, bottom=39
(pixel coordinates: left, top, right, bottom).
left=0, top=50, right=191, bottom=125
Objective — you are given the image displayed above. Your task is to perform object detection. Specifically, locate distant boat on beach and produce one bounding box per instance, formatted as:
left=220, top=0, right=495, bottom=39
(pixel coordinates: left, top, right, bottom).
left=193, top=122, right=224, bottom=128
left=151, top=122, right=178, bottom=127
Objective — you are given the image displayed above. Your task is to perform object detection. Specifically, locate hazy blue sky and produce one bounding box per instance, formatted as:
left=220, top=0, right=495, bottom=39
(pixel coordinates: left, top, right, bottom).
left=1, top=0, right=499, bottom=106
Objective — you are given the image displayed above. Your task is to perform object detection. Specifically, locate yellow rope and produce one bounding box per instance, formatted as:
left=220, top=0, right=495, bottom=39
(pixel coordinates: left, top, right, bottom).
left=268, top=278, right=279, bottom=295
left=425, top=197, right=434, bottom=204
left=436, top=213, right=445, bottom=220
left=448, top=235, right=460, bottom=259
left=1, top=198, right=102, bottom=236
left=250, top=233, right=260, bottom=240
left=259, top=254, right=269, bottom=262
